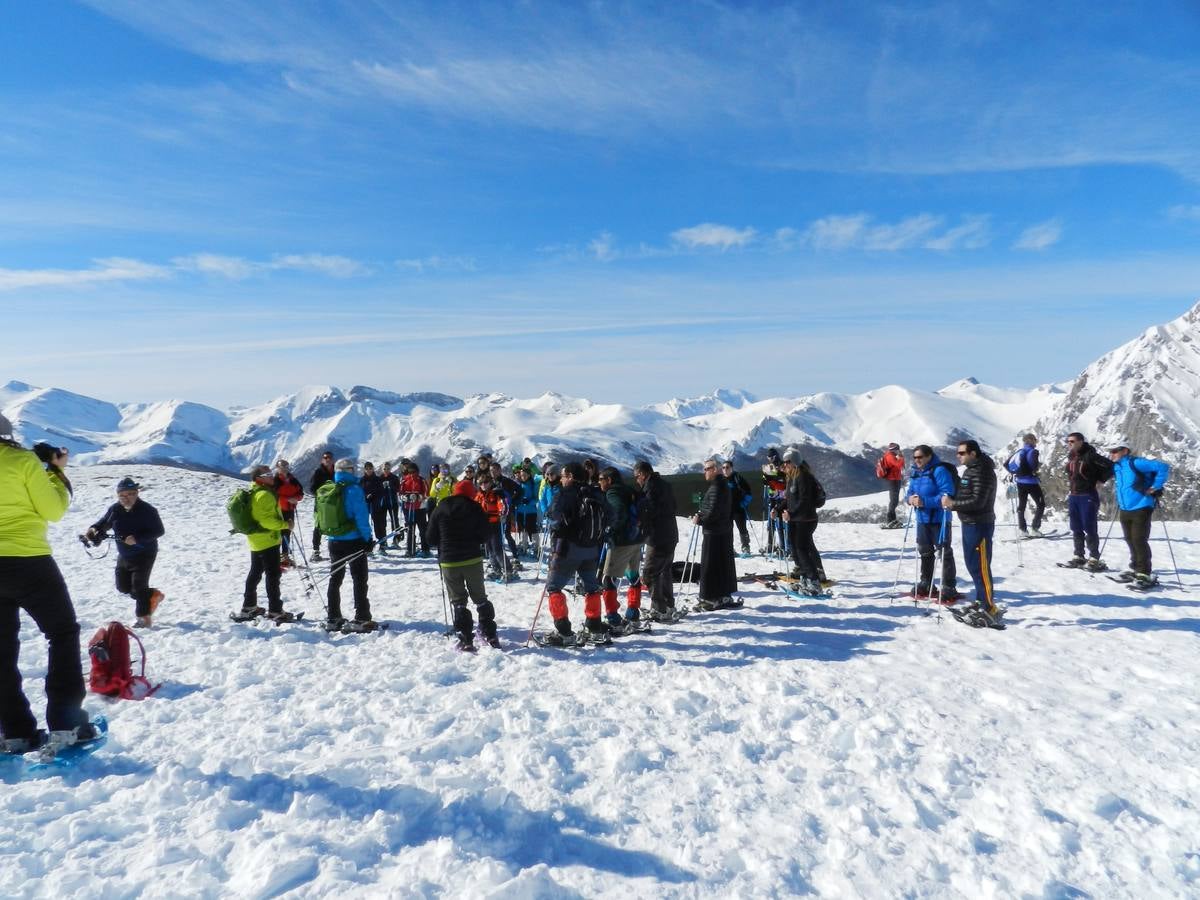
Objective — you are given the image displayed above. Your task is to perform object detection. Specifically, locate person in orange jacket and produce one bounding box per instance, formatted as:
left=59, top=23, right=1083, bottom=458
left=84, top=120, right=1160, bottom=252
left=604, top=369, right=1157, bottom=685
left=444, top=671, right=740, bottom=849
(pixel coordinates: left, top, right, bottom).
left=474, top=474, right=510, bottom=578
left=273, top=459, right=304, bottom=566
left=876, top=443, right=906, bottom=528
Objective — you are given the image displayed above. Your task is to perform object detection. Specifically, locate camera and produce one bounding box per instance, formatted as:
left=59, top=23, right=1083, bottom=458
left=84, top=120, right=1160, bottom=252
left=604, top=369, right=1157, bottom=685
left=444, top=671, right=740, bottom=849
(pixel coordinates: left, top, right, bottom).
left=33, top=442, right=66, bottom=465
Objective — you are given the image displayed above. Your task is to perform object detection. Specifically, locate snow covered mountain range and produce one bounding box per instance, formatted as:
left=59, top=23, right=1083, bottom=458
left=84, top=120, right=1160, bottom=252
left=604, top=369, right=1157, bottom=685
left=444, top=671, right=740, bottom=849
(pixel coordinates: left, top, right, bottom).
left=4, top=301, right=1198, bottom=511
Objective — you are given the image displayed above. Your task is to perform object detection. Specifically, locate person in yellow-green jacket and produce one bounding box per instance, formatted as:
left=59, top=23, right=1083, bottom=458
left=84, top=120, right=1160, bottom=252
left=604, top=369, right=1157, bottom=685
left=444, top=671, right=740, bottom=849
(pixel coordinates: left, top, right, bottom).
left=0, top=415, right=95, bottom=754
left=427, top=464, right=455, bottom=507
left=234, top=465, right=297, bottom=624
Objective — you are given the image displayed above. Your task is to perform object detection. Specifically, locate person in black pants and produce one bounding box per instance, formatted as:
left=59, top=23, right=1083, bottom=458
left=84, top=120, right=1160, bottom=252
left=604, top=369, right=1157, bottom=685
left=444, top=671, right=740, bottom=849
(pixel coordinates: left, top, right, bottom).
left=380, top=461, right=402, bottom=545
left=325, top=458, right=378, bottom=630
left=694, top=458, right=737, bottom=611
left=86, top=476, right=166, bottom=627
left=308, top=452, right=335, bottom=560
left=360, top=462, right=390, bottom=556
left=0, top=421, right=93, bottom=751
left=634, top=461, right=679, bottom=621
left=722, top=461, right=753, bottom=555
left=781, top=450, right=823, bottom=596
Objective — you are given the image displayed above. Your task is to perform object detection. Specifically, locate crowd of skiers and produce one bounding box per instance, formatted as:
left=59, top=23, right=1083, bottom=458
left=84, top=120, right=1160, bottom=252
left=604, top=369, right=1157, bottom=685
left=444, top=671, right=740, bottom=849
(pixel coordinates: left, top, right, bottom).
left=0, top=400, right=1178, bottom=750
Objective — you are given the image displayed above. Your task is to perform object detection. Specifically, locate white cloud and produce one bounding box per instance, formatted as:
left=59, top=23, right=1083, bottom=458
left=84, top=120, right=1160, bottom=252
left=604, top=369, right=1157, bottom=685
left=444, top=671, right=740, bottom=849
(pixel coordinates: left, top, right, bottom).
left=804, top=215, right=870, bottom=251
left=671, top=223, right=757, bottom=251
left=589, top=232, right=617, bottom=263
left=396, top=255, right=477, bottom=274
left=923, top=215, right=991, bottom=251
left=1013, top=219, right=1063, bottom=252
left=269, top=253, right=368, bottom=278
left=862, top=214, right=943, bottom=251
left=1167, top=205, right=1200, bottom=222
left=172, top=253, right=257, bottom=279
left=0, top=257, right=170, bottom=291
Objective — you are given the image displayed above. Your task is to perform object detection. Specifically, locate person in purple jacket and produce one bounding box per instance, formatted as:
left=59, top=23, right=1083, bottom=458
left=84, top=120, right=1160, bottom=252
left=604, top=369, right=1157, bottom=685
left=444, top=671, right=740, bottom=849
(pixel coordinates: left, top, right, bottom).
left=1005, top=433, right=1045, bottom=537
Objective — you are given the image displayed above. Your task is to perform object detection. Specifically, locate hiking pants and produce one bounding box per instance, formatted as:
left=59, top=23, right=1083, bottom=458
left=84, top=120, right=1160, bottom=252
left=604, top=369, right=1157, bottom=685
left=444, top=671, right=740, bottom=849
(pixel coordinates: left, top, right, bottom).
left=327, top=538, right=371, bottom=621
left=788, top=519, right=820, bottom=580
left=1068, top=493, right=1100, bottom=559
left=115, top=550, right=158, bottom=617
left=641, top=543, right=676, bottom=613
left=915, top=519, right=957, bottom=593
left=960, top=522, right=996, bottom=609
left=1119, top=507, right=1154, bottom=576
left=732, top=506, right=750, bottom=551
left=244, top=544, right=283, bottom=613
left=440, top=561, right=497, bottom=641
left=886, top=480, right=901, bottom=524
left=0, top=556, right=86, bottom=739
left=1017, top=483, right=1045, bottom=532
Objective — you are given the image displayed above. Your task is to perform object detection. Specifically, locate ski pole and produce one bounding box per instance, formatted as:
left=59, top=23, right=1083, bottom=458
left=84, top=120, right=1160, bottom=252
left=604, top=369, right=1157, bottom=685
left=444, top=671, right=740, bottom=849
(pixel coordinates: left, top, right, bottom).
left=928, top=512, right=950, bottom=620
left=289, top=506, right=328, bottom=617
left=1156, top=507, right=1184, bottom=590
left=1008, top=491, right=1024, bottom=569
left=525, top=546, right=559, bottom=645
left=306, top=527, right=402, bottom=589
left=680, top=522, right=700, bottom=600
left=887, top=506, right=914, bottom=600
left=1098, top=511, right=1117, bottom=559
left=436, top=564, right=454, bottom=637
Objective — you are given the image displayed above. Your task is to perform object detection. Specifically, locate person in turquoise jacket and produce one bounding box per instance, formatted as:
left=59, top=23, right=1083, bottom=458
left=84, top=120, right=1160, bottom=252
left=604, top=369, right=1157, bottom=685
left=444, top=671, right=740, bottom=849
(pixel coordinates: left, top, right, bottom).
left=325, top=458, right=377, bottom=630
left=1107, top=441, right=1170, bottom=587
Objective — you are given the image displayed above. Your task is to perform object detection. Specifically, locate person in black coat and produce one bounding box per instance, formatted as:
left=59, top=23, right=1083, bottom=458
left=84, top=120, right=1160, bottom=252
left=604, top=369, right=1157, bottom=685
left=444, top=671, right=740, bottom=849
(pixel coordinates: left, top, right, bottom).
left=360, top=462, right=390, bottom=556
left=722, top=461, right=753, bottom=555
left=941, top=440, right=999, bottom=616
left=542, top=462, right=608, bottom=642
left=86, top=476, right=166, bottom=627
left=308, top=451, right=335, bottom=560
left=781, top=450, right=822, bottom=595
left=426, top=480, right=498, bottom=651
left=693, top=458, right=738, bottom=610
left=633, top=460, right=679, bottom=621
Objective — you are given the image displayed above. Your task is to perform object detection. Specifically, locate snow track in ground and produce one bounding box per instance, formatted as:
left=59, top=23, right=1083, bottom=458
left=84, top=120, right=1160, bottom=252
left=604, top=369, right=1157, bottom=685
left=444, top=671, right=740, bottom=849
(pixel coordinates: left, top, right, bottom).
left=2, top=466, right=1198, bottom=897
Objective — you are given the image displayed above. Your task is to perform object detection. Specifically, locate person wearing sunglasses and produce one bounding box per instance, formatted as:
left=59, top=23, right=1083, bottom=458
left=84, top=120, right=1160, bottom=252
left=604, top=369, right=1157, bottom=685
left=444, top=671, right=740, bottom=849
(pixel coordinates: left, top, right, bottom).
left=940, top=440, right=999, bottom=620
left=905, top=444, right=961, bottom=602
left=1062, top=433, right=1110, bottom=571
left=1106, top=441, right=1170, bottom=590
left=693, top=458, right=739, bottom=611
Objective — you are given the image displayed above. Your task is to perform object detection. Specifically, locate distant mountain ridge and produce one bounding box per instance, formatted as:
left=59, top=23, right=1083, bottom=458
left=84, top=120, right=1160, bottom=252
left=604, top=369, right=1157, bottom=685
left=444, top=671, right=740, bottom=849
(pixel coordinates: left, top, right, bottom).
left=4, top=300, right=1198, bottom=513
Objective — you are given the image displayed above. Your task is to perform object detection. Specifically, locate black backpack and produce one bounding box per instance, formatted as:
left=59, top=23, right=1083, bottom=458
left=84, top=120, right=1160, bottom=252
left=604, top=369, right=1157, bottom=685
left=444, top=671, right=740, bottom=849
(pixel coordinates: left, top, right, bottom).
left=1089, top=452, right=1115, bottom=484
left=572, top=487, right=611, bottom=546
left=811, top=475, right=827, bottom=509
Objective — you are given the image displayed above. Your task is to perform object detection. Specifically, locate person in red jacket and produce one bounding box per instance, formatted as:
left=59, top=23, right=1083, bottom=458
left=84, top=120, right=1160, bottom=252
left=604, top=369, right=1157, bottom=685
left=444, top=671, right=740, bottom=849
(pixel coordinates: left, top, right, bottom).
left=273, top=459, right=304, bottom=567
left=398, top=462, right=429, bottom=557
left=876, top=443, right=905, bottom=528
left=474, top=474, right=510, bottom=578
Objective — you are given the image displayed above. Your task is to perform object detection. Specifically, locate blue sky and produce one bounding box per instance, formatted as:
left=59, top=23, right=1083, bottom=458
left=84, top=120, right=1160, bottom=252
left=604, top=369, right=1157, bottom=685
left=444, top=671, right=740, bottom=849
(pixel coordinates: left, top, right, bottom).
left=4, top=1, right=1200, bottom=408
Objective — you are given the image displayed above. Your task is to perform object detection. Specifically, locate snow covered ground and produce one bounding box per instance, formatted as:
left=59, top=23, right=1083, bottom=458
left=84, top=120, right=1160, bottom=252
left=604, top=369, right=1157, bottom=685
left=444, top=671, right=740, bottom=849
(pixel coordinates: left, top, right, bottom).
left=3, top=465, right=1198, bottom=898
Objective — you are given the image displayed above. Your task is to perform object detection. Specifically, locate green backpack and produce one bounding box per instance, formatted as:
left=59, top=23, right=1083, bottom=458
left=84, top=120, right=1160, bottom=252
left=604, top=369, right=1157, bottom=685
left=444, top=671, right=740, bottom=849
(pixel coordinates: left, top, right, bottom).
left=315, top=481, right=356, bottom=537
left=226, top=488, right=265, bottom=535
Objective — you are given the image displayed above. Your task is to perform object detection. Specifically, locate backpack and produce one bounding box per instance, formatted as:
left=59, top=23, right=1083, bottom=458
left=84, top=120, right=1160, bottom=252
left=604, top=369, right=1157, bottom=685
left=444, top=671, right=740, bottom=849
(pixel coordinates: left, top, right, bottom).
left=226, top=488, right=264, bottom=535
left=875, top=457, right=888, bottom=479
left=88, top=621, right=160, bottom=700
left=1008, top=447, right=1036, bottom=478
left=1089, top=453, right=1115, bottom=484
left=573, top=487, right=611, bottom=546
left=315, top=481, right=357, bottom=537
left=811, top=473, right=827, bottom=509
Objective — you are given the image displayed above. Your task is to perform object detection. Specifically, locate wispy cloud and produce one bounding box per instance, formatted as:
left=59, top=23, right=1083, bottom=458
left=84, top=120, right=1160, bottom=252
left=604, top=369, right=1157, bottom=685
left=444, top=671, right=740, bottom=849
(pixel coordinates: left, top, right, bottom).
left=396, top=255, right=477, bottom=274
left=802, top=213, right=986, bottom=252
left=172, top=252, right=370, bottom=279
left=0, top=257, right=170, bottom=291
left=671, top=223, right=756, bottom=252
left=1013, top=219, right=1063, bottom=252
left=271, top=253, right=368, bottom=277
left=1167, top=205, right=1200, bottom=222
left=589, top=232, right=617, bottom=263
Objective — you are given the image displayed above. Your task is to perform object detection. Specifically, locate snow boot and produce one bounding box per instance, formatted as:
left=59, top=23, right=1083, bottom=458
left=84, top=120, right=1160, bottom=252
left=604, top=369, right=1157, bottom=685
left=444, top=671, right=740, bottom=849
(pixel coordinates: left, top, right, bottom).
left=1062, top=556, right=1086, bottom=568
left=1085, top=557, right=1108, bottom=573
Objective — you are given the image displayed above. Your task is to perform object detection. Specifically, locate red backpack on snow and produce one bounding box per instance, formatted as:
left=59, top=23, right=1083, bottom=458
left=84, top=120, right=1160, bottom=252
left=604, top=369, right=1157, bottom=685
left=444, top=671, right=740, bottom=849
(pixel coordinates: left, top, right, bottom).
left=88, top=621, right=161, bottom=700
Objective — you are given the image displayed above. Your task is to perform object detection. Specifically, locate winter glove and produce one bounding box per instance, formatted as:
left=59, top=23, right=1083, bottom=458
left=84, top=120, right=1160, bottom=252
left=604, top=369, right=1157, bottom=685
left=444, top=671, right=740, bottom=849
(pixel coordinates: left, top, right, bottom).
left=1149, top=488, right=1164, bottom=499
left=365, top=540, right=377, bottom=554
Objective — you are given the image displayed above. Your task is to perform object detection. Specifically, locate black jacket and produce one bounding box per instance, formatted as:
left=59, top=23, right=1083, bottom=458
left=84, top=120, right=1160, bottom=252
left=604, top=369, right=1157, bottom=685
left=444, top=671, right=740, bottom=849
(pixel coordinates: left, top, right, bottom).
left=697, top=477, right=732, bottom=535
left=309, top=464, right=334, bottom=494
left=784, top=471, right=820, bottom=522
left=605, top=483, right=641, bottom=548
left=360, top=473, right=384, bottom=511
left=639, top=472, right=678, bottom=547
left=548, top=482, right=605, bottom=548
left=952, top=455, right=997, bottom=524
left=426, top=495, right=490, bottom=565
left=90, top=499, right=165, bottom=559
left=1066, top=444, right=1105, bottom=495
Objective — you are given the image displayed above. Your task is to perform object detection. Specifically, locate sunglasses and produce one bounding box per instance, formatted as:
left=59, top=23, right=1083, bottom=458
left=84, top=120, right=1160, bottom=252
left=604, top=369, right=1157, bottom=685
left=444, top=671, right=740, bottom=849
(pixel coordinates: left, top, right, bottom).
left=956, top=451, right=969, bottom=457
left=913, top=454, right=928, bottom=461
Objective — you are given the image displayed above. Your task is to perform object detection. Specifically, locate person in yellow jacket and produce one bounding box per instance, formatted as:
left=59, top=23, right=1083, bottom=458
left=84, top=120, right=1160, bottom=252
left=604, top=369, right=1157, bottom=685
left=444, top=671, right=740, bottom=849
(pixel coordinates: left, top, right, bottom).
left=0, top=415, right=94, bottom=753
left=234, top=465, right=297, bottom=623
left=427, top=464, right=455, bottom=507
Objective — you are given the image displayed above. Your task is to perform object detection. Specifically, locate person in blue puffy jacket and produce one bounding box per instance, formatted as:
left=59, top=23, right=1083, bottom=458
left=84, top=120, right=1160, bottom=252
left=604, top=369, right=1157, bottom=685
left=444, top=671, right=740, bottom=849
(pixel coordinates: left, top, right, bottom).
left=905, top=445, right=960, bottom=601
left=325, top=458, right=377, bottom=631
left=1107, top=441, right=1170, bottom=588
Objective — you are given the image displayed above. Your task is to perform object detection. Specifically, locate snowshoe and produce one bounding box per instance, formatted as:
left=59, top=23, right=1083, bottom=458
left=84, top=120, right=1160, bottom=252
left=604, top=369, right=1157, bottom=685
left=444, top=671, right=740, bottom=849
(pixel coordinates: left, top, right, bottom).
left=342, top=618, right=384, bottom=633
left=1085, top=558, right=1108, bottom=573
left=1057, top=557, right=1087, bottom=569
left=230, top=606, right=266, bottom=623
left=934, top=588, right=964, bottom=606
left=533, top=630, right=584, bottom=649
left=1127, top=576, right=1161, bottom=593
left=1106, top=571, right=1137, bottom=584
left=311, top=551, right=324, bottom=562
left=323, top=617, right=347, bottom=633
left=950, top=602, right=1007, bottom=630
left=455, top=634, right=477, bottom=653
left=266, top=610, right=301, bottom=625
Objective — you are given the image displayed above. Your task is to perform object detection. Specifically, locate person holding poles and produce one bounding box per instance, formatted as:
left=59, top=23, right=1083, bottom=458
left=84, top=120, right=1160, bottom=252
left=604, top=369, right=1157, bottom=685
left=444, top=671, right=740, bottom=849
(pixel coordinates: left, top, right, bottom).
left=427, top=479, right=499, bottom=651
left=1107, top=440, right=1170, bottom=591
left=274, top=459, right=303, bottom=567
left=940, top=440, right=999, bottom=622
left=906, top=444, right=961, bottom=602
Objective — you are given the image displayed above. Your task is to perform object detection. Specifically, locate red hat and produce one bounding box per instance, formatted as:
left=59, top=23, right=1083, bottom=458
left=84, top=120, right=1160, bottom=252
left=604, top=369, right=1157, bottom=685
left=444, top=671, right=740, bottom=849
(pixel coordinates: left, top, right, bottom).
left=453, top=480, right=477, bottom=499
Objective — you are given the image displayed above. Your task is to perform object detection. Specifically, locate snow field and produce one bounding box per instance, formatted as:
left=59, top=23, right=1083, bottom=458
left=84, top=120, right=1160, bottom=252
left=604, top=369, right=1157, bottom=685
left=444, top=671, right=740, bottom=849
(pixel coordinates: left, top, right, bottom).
left=2, top=465, right=1198, bottom=898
